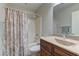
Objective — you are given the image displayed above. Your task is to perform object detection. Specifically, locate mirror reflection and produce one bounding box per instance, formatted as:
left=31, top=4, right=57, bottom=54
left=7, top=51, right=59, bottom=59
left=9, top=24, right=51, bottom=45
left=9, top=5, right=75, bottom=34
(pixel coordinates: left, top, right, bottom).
left=53, top=3, right=79, bottom=36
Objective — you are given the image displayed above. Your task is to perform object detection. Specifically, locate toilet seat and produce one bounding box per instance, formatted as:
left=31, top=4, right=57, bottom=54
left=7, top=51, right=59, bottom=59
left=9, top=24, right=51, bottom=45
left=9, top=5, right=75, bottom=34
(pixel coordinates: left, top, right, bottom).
left=29, top=45, right=40, bottom=52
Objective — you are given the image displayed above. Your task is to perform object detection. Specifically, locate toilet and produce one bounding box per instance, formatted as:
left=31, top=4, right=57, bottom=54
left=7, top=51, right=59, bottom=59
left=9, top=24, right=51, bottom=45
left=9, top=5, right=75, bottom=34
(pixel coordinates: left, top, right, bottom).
left=29, top=42, right=40, bottom=55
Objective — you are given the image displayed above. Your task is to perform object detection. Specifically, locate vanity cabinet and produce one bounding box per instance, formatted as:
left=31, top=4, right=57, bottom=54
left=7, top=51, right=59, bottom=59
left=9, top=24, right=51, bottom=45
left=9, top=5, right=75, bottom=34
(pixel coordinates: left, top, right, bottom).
left=40, top=39, right=53, bottom=56
left=41, top=47, right=51, bottom=56
left=53, top=45, right=77, bottom=56
left=40, top=39, right=78, bottom=56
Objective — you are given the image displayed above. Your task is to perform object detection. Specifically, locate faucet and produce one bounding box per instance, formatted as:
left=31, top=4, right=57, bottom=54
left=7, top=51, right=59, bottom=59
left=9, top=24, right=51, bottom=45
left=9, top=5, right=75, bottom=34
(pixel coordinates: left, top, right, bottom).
left=62, top=34, right=67, bottom=39
left=63, top=34, right=66, bottom=38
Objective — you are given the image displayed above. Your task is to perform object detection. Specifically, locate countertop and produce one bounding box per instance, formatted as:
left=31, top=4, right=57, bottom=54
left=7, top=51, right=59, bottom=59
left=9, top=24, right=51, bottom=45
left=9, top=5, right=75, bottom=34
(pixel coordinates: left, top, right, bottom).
left=41, top=36, right=79, bottom=55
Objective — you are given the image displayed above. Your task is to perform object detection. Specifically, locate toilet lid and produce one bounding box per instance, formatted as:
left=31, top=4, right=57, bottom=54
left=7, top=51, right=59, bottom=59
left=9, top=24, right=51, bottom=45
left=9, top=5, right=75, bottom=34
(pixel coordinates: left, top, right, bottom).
left=29, top=45, right=40, bottom=52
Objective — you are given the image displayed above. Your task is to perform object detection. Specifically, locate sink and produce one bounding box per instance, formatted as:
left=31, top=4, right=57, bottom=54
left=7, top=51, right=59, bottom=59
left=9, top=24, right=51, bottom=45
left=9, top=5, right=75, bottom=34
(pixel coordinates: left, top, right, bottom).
left=55, top=38, right=75, bottom=46
left=69, top=38, right=79, bottom=41
left=66, top=36, right=79, bottom=41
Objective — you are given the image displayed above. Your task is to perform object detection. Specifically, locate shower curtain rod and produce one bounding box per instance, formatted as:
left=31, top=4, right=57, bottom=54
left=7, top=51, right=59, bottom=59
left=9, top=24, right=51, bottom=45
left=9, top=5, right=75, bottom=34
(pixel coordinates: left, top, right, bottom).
left=4, top=7, right=40, bottom=17
left=4, top=7, right=37, bottom=15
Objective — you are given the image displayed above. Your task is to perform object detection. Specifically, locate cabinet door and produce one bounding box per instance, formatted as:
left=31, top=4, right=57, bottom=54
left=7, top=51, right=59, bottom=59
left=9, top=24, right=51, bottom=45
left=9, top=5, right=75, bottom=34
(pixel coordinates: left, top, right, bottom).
left=54, top=45, right=77, bottom=56
left=40, top=39, right=52, bottom=52
left=54, top=47, right=69, bottom=56
left=41, top=47, right=51, bottom=56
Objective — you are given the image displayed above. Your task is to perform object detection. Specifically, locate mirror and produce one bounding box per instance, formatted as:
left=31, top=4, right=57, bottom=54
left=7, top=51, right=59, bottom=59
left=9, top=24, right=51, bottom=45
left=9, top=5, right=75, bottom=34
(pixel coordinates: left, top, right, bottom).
left=72, top=10, right=79, bottom=35
left=53, top=3, right=79, bottom=35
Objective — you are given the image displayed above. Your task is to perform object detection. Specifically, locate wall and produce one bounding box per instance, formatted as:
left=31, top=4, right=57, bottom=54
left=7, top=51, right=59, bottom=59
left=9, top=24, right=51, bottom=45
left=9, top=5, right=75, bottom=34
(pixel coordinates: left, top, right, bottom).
left=28, top=18, right=36, bottom=44
left=34, top=16, right=41, bottom=42
left=6, top=3, right=27, bottom=11
left=53, top=17, right=58, bottom=34
left=36, top=4, right=53, bottom=36
left=54, top=4, right=79, bottom=34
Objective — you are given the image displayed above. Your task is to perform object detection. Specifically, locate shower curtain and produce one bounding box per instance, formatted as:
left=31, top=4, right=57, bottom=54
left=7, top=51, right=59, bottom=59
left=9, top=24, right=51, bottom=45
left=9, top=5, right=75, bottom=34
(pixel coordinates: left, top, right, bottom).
left=4, top=8, right=28, bottom=56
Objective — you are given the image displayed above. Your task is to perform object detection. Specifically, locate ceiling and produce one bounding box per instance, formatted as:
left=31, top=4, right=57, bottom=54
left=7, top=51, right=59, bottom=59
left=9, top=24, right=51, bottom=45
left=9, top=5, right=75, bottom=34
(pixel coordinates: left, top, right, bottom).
left=6, top=3, right=43, bottom=12
left=25, top=3, right=42, bottom=12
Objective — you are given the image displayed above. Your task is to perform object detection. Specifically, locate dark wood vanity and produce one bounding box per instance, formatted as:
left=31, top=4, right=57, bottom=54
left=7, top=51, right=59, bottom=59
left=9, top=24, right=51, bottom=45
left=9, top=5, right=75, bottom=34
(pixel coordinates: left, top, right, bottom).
left=40, top=39, right=78, bottom=56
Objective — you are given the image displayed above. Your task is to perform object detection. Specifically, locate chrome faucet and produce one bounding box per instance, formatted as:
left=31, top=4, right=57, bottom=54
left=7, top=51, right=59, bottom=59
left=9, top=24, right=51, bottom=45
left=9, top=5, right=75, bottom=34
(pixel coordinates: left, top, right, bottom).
left=62, top=34, right=67, bottom=39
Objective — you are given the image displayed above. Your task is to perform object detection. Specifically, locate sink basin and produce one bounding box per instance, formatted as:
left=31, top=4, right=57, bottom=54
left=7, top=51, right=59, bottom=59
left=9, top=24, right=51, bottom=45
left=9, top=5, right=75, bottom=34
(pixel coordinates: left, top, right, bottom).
left=66, top=36, right=79, bottom=41
left=70, top=38, right=79, bottom=41
left=55, top=38, right=75, bottom=46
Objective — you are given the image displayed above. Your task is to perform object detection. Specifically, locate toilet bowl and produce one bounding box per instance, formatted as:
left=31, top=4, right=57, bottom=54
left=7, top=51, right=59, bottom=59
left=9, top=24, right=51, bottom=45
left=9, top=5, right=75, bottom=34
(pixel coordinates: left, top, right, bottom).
left=29, top=42, right=40, bottom=55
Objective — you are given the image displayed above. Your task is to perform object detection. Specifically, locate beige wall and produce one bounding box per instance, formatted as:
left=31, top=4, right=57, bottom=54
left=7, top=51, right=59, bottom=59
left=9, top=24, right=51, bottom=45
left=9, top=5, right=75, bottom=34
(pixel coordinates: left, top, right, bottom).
left=28, top=18, right=36, bottom=44
left=35, top=16, right=40, bottom=35
left=35, top=16, right=41, bottom=42
left=6, top=3, right=27, bottom=11
left=36, top=4, right=53, bottom=36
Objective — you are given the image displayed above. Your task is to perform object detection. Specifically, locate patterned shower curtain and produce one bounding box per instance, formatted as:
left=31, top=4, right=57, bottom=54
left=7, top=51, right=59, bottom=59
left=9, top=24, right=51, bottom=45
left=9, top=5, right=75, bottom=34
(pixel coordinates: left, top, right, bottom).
left=4, top=8, right=28, bottom=56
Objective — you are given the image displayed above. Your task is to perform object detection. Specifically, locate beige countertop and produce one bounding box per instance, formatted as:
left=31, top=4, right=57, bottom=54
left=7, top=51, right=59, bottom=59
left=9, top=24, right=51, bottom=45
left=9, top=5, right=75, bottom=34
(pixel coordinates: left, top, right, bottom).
left=41, top=36, right=79, bottom=55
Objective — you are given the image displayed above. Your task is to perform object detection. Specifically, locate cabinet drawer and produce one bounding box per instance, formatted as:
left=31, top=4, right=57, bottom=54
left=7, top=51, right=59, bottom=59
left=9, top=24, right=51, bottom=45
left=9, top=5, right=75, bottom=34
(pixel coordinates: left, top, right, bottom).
left=41, top=47, right=51, bottom=56
left=54, top=46, right=77, bottom=56
left=40, top=39, right=52, bottom=52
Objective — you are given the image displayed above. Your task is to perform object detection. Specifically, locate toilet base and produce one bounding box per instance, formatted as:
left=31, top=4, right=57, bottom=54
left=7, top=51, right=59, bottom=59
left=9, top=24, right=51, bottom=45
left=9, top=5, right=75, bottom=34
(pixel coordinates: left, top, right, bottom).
left=30, top=51, right=40, bottom=56
left=28, top=42, right=40, bottom=56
